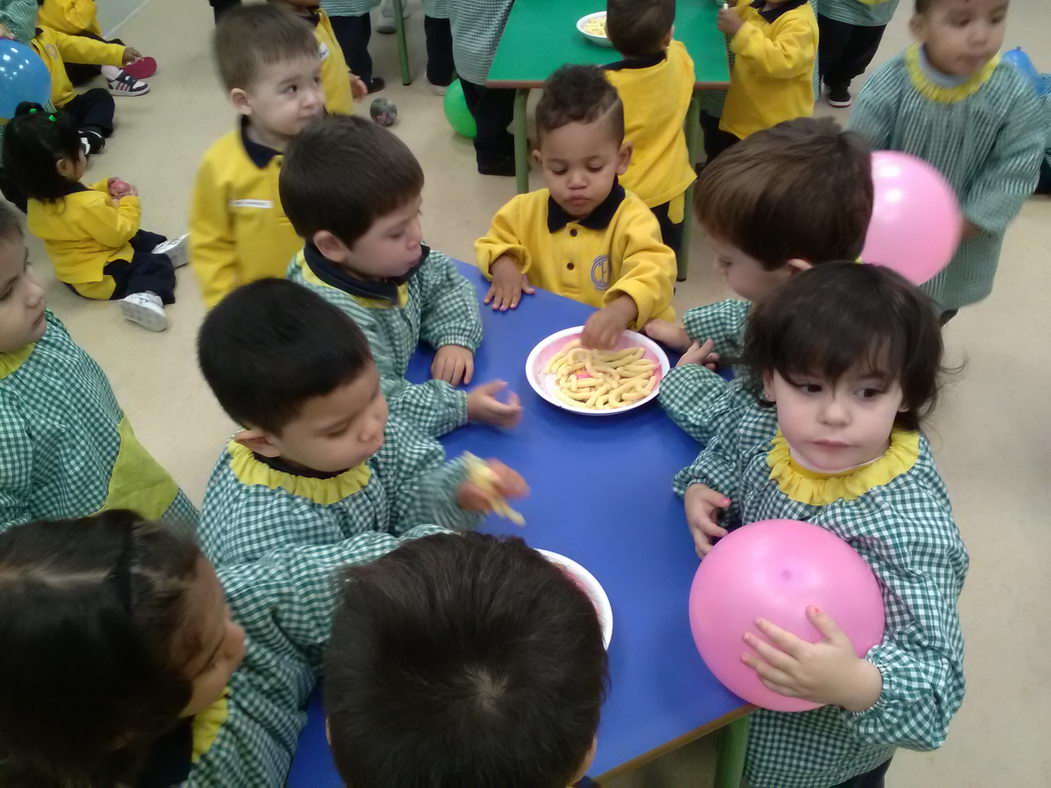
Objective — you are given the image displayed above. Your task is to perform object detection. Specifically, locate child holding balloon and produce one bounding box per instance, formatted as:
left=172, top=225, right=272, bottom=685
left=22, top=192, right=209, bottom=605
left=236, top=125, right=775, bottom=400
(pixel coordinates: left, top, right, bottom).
left=674, top=263, right=968, bottom=787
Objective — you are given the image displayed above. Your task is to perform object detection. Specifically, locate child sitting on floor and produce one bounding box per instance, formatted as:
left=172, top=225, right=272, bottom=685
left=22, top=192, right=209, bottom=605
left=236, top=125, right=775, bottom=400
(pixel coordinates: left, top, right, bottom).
left=674, top=263, right=967, bottom=786
left=282, top=115, right=521, bottom=438
left=849, top=0, right=1045, bottom=322
left=326, top=532, right=608, bottom=787
left=477, top=64, right=677, bottom=350
left=604, top=0, right=696, bottom=259
left=3, top=104, right=187, bottom=331
left=0, top=203, right=195, bottom=534
left=196, top=278, right=527, bottom=567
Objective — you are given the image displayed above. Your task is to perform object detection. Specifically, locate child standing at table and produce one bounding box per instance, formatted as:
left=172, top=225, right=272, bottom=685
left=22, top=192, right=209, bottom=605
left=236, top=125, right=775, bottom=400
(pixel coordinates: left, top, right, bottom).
left=604, top=0, right=696, bottom=259
left=196, top=279, right=527, bottom=567
left=710, top=0, right=819, bottom=159
left=675, top=263, right=967, bottom=786
left=848, top=0, right=1044, bottom=322
left=817, top=0, right=900, bottom=108
left=326, top=532, right=607, bottom=787
left=189, top=5, right=325, bottom=308
left=281, top=115, right=522, bottom=439
left=477, top=64, right=677, bottom=350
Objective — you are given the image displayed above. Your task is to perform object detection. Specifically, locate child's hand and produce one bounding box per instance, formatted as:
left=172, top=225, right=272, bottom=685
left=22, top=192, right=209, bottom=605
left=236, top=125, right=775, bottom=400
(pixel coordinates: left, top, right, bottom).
left=122, top=46, right=144, bottom=66
left=684, top=483, right=729, bottom=556
left=717, top=6, right=743, bottom=36
left=581, top=297, right=637, bottom=349
left=467, top=380, right=523, bottom=428
left=457, top=459, right=530, bottom=512
left=484, top=256, right=534, bottom=311
left=432, top=345, right=474, bottom=386
left=677, top=340, right=719, bottom=370
left=643, top=318, right=691, bottom=352
left=741, top=607, right=884, bottom=711
left=107, top=178, right=133, bottom=198
left=350, top=75, right=369, bottom=100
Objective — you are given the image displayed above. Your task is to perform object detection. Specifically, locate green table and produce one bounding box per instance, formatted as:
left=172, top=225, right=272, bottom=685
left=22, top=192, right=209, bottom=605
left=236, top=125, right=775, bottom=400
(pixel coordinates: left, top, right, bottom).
left=487, top=0, right=731, bottom=280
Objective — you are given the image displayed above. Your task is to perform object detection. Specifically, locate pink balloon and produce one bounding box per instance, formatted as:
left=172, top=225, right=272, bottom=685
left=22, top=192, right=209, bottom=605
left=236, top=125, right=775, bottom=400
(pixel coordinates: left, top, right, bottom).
left=862, top=151, right=962, bottom=285
left=689, top=520, right=885, bottom=713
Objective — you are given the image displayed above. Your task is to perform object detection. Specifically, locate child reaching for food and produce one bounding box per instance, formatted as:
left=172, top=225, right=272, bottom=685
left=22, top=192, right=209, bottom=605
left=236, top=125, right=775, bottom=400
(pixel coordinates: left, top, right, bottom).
left=476, top=64, right=677, bottom=350
left=673, top=262, right=968, bottom=787
left=2, top=104, right=186, bottom=331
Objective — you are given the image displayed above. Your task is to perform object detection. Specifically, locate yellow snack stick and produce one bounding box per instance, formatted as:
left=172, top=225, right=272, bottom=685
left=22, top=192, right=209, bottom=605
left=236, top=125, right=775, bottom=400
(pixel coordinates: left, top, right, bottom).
left=463, top=453, right=525, bottom=526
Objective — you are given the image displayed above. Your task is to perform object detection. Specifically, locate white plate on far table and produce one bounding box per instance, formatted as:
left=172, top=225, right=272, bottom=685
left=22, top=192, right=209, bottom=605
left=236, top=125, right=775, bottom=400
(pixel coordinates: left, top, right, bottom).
left=525, top=326, right=671, bottom=416
left=538, top=549, right=613, bottom=649
left=577, top=11, right=613, bottom=47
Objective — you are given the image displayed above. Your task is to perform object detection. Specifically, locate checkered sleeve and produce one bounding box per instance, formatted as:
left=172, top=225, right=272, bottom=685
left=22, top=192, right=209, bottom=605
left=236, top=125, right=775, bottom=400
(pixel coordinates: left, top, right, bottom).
left=418, top=250, right=484, bottom=352
left=0, top=397, right=34, bottom=531
left=384, top=377, right=469, bottom=439
left=673, top=400, right=753, bottom=501
left=681, top=300, right=750, bottom=359
left=848, top=61, right=900, bottom=150
left=659, top=365, right=756, bottom=444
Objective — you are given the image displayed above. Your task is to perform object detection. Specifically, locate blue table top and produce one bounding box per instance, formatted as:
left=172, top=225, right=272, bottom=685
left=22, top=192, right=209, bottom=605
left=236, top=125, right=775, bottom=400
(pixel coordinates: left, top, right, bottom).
left=287, top=263, right=745, bottom=784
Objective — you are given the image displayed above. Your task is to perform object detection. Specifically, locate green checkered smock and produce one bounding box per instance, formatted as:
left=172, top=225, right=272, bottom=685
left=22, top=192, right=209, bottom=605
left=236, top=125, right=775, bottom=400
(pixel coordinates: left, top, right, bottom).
left=0, top=311, right=196, bottom=534
left=816, top=0, right=899, bottom=26
left=198, top=415, right=478, bottom=567
left=446, top=0, right=514, bottom=85
left=319, top=0, right=378, bottom=17
left=849, top=47, right=1044, bottom=310
left=288, top=247, right=481, bottom=438
left=189, top=523, right=447, bottom=786
left=672, top=378, right=968, bottom=787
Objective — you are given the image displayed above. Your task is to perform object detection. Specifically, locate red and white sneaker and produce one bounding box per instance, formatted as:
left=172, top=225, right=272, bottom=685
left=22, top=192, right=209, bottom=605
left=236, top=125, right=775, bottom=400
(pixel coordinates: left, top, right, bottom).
left=123, top=56, right=157, bottom=80
left=107, top=71, right=150, bottom=97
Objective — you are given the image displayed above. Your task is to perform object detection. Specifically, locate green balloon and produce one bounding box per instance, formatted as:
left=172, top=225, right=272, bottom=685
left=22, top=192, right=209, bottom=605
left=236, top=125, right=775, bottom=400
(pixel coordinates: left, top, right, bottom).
left=443, top=80, right=477, bottom=139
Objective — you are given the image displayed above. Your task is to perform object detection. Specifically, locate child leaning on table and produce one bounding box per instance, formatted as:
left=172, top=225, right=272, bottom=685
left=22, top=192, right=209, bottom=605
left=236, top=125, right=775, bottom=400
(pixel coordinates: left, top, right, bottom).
left=848, top=0, right=1044, bottom=322
left=603, top=0, right=696, bottom=259
left=189, top=5, right=325, bottom=308
left=281, top=115, right=522, bottom=439
left=195, top=279, right=527, bottom=568
left=326, top=532, right=607, bottom=788
left=675, top=263, right=968, bottom=787
left=477, top=64, right=677, bottom=350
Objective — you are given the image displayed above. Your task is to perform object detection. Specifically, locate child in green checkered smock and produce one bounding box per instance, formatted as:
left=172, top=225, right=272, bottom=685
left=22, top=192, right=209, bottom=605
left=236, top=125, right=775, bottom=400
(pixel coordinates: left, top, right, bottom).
left=816, top=0, right=900, bottom=107
left=0, top=208, right=195, bottom=534
left=674, top=264, right=967, bottom=787
left=848, top=2, right=1044, bottom=314
left=197, top=278, right=527, bottom=569
left=0, top=510, right=449, bottom=786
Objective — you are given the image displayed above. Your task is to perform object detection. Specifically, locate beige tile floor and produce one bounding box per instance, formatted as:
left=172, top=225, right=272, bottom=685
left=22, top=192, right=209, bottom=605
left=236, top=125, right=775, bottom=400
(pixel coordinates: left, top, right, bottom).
left=19, top=0, right=1051, bottom=784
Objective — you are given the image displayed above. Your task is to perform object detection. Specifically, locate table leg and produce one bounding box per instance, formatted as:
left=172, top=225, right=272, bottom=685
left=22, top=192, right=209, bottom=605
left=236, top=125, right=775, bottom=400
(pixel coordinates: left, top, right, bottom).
left=392, top=0, right=411, bottom=86
left=678, top=93, right=701, bottom=282
left=714, top=715, right=749, bottom=788
left=513, top=88, right=530, bottom=194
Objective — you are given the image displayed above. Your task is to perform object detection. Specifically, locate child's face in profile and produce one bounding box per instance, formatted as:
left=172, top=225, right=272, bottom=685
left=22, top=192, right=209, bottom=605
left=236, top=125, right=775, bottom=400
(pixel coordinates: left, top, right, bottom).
left=763, top=367, right=906, bottom=473
left=233, top=55, right=325, bottom=144
left=0, top=233, right=46, bottom=354
left=710, top=235, right=798, bottom=303
left=912, top=0, right=1008, bottom=76
left=534, top=120, right=631, bottom=219
left=339, top=195, right=424, bottom=280
left=254, top=363, right=389, bottom=473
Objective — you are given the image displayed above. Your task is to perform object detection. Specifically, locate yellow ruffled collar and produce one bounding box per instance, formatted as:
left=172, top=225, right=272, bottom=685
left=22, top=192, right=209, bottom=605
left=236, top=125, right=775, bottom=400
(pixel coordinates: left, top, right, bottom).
left=227, top=440, right=372, bottom=505
left=906, top=44, right=999, bottom=103
left=766, top=430, right=920, bottom=505
left=0, top=343, right=35, bottom=379
left=191, top=687, right=230, bottom=764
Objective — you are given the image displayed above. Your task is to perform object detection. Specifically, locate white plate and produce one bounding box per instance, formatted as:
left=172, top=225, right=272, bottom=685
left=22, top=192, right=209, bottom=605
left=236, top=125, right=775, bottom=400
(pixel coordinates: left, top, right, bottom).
left=538, top=549, right=613, bottom=649
left=576, top=12, right=613, bottom=47
left=525, top=326, right=671, bottom=416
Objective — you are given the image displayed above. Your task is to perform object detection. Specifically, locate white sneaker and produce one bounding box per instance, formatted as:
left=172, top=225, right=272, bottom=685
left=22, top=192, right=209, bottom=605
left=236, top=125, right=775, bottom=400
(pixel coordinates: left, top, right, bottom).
left=120, top=291, right=168, bottom=332
left=107, top=70, right=150, bottom=97
left=376, top=0, right=410, bottom=34
left=428, top=81, right=448, bottom=96
left=152, top=233, right=188, bottom=268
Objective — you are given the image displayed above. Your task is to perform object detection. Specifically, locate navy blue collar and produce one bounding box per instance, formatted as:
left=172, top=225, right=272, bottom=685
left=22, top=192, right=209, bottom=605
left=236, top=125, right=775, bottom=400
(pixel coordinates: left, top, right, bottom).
left=239, top=116, right=281, bottom=169
left=253, top=451, right=349, bottom=480
left=137, top=719, right=192, bottom=787
left=604, top=51, right=667, bottom=71
left=750, top=0, right=807, bottom=23
left=302, top=241, right=426, bottom=304
left=547, top=180, right=626, bottom=233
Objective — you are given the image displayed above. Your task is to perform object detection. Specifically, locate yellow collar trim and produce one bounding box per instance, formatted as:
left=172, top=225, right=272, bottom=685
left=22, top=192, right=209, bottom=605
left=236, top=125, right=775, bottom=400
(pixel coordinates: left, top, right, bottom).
left=191, top=687, right=230, bottom=763
left=0, top=343, right=35, bottom=379
left=766, top=429, right=920, bottom=505
left=227, top=440, right=372, bottom=505
left=298, top=255, right=409, bottom=309
left=906, top=44, right=999, bottom=103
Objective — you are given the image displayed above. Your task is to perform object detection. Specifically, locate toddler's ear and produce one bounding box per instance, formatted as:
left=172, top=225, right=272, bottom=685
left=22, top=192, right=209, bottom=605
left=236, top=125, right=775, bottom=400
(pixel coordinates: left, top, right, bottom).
left=313, top=230, right=350, bottom=263
left=761, top=372, right=775, bottom=402
left=616, top=141, right=633, bottom=175
left=234, top=427, right=280, bottom=458
left=785, top=258, right=812, bottom=276
left=531, top=148, right=543, bottom=168
left=229, top=88, right=253, bottom=117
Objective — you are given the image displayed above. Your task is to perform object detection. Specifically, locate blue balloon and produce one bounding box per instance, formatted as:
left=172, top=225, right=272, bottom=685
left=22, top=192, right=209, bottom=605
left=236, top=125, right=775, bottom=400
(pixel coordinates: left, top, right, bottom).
left=1001, top=48, right=1047, bottom=97
left=0, top=41, right=51, bottom=121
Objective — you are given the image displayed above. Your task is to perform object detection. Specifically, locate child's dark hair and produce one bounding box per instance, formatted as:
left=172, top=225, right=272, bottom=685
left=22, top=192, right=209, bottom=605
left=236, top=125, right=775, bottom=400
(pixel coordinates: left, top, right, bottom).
left=695, top=117, right=873, bottom=270
left=745, top=263, right=944, bottom=430
left=0, top=200, right=24, bottom=241
left=1, top=103, right=83, bottom=202
left=280, top=115, right=424, bottom=248
left=213, top=4, right=319, bottom=91
left=606, top=0, right=676, bottom=58
left=535, top=64, right=624, bottom=144
left=325, top=532, right=609, bottom=788
left=198, top=278, right=373, bottom=434
left=0, top=510, right=200, bottom=786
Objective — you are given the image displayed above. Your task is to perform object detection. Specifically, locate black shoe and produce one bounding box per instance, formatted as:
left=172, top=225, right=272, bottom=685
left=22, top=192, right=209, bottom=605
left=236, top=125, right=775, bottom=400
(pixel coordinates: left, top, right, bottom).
left=825, top=85, right=852, bottom=108
left=478, top=155, right=517, bottom=177
left=81, top=130, right=106, bottom=155
left=366, top=76, right=386, bottom=94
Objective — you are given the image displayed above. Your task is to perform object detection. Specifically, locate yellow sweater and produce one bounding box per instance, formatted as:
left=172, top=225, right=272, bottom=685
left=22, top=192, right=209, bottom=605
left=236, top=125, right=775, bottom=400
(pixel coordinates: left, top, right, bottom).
left=189, top=125, right=303, bottom=308
left=37, top=0, right=103, bottom=36
left=605, top=41, right=696, bottom=208
left=27, top=180, right=139, bottom=288
left=30, top=26, right=125, bottom=109
left=720, top=0, right=818, bottom=140
left=310, top=8, right=354, bottom=115
left=475, top=184, right=676, bottom=327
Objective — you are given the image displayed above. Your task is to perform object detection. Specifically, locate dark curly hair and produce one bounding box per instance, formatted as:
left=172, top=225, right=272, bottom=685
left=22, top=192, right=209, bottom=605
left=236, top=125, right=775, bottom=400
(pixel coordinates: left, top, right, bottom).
left=535, top=64, right=624, bottom=144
